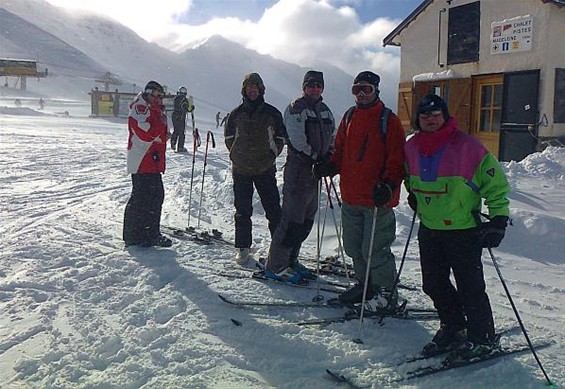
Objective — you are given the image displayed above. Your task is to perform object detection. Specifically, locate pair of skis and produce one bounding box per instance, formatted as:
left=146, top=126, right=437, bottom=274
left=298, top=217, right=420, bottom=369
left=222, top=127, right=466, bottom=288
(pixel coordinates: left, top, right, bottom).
left=218, top=294, right=438, bottom=324
left=326, top=341, right=553, bottom=385
left=161, top=225, right=232, bottom=246
left=325, top=326, right=553, bottom=385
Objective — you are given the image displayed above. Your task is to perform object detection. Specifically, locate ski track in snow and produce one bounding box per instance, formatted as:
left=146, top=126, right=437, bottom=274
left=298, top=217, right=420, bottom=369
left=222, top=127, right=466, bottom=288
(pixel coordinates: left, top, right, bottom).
left=0, top=113, right=564, bottom=388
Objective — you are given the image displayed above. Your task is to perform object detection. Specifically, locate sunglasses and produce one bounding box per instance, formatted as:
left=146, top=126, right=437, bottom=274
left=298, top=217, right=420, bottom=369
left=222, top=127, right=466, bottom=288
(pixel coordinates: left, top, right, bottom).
left=351, top=83, right=375, bottom=96
left=419, top=110, right=443, bottom=119
left=306, top=82, right=323, bottom=89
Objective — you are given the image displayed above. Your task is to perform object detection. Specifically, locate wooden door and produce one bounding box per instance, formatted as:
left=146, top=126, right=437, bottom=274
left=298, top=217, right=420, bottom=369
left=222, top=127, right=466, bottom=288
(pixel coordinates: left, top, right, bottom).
left=471, top=75, right=504, bottom=157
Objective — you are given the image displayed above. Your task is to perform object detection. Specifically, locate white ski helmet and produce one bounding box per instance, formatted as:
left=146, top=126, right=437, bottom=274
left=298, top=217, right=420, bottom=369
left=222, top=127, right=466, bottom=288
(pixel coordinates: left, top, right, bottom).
left=178, top=86, right=187, bottom=95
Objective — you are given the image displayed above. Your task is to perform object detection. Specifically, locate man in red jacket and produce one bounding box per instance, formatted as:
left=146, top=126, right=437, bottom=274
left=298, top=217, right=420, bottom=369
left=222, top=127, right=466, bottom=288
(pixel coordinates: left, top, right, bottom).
left=314, top=71, right=406, bottom=313
left=123, top=80, right=173, bottom=248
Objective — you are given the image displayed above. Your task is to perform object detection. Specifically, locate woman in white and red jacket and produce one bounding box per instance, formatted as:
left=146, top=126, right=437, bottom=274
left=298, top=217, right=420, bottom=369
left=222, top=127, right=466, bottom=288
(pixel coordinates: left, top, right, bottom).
left=123, top=80, right=172, bottom=248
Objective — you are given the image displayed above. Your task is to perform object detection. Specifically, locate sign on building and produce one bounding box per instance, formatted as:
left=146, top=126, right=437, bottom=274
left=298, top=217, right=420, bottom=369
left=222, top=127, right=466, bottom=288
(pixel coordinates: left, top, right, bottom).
left=491, top=15, right=533, bottom=55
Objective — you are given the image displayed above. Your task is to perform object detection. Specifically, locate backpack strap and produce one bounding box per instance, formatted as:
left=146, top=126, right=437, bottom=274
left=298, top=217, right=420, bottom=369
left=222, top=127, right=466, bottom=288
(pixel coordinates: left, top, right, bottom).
left=345, top=105, right=391, bottom=142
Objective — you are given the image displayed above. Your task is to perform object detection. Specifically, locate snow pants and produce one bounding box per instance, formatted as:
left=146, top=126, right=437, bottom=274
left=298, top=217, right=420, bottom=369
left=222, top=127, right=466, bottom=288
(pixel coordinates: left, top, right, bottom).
left=171, top=113, right=186, bottom=150
left=418, top=225, right=495, bottom=344
left=232, top=166, right=281, bottom=249
left=267, top=160, right=318, bottom=272
left=123, top=173, right=164, bottom=244
left=341, top=204, right=398, bottom=300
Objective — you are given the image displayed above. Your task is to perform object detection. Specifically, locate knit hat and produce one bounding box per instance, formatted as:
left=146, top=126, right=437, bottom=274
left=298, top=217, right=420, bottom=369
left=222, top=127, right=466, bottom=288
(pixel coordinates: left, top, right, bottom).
left=302, top=70, right=324, bottom=89
left=241, top=72, right=265, bottom=96
left=415, top=94, right=450, bottom=129
left=354, top=71, right=380, bottom=88
left=144, top=80, right=163, bottom=94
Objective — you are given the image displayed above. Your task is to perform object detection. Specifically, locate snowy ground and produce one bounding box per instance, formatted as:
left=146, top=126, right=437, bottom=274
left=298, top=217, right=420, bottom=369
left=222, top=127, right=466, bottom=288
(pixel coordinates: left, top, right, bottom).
left=1, top=107, right=564, bottom=388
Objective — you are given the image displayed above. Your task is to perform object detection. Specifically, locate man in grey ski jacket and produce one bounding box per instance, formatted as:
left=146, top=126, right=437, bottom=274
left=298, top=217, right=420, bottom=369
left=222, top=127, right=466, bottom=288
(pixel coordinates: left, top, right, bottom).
left=265, top=70, right=336, bottom=283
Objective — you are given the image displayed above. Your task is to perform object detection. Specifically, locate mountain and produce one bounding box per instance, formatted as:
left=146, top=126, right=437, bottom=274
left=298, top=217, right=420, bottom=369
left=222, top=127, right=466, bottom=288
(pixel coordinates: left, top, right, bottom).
left=0, top=0, right=356, bottom=119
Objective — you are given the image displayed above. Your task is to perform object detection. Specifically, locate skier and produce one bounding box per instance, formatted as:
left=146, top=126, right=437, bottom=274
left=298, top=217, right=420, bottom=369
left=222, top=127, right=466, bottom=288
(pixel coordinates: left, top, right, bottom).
left=404, top=94, right=510, bottom=363
left=313, top=71, right=405, bottom=310
left=122, top=80, right=173, bottom=248
left=264, top=70, right=336, bottom=283
left=224, top=72, right=286, bottom=264
left=215, top=111, right=221, bottom=128
left=171, top=86, right=195, bottom=153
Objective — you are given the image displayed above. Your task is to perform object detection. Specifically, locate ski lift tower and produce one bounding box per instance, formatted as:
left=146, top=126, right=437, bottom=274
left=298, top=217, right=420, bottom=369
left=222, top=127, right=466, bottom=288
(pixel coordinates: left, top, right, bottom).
left=0, top=58, right=48, bottom=90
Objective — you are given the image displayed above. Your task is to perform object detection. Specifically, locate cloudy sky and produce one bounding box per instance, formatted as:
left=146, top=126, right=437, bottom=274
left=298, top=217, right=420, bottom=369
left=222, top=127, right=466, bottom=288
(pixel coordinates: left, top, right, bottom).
left=43, top=0, right=422, bottom=80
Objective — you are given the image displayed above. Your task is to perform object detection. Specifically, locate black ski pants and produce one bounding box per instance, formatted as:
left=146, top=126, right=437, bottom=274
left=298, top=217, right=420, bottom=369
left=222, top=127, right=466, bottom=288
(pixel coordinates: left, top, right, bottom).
left=171, top=114, right=186, bottom=150
left=418, top=225, right=495, bottom=344
left=123, top=173, right=164, bottom=244
left=232, top=166, right=281, bottom=248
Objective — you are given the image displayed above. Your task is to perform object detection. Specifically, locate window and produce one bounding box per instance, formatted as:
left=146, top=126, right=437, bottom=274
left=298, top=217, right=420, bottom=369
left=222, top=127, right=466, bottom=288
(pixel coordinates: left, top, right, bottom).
left=555, top=68, right=565, bottom=123
left=479, top=84, right=503, bottom=132
left=447, top=2, right=480, bottom=65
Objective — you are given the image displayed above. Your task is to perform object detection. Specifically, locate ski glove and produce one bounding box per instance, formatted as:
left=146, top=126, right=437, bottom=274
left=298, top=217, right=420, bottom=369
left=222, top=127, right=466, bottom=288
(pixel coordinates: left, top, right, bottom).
left=480, top=215, right=509, bottom=248
left=312, top=159, right=338, bottom=180
left=407, top=191, right=417, bottom=212
left=372, top=182, right=393, bottom=207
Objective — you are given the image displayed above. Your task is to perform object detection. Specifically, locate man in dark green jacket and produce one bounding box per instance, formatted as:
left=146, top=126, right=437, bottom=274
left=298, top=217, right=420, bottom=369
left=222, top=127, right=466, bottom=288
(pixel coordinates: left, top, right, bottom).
left=225, top=73, right=286, bottom=264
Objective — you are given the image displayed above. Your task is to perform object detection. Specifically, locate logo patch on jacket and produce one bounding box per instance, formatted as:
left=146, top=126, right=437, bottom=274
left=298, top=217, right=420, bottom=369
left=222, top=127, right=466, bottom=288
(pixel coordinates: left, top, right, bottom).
left=135, top=105, right=148, bottom=115
left=425, top=197, right=431, bottom=205
left=486, top=167, right=495, bottom=177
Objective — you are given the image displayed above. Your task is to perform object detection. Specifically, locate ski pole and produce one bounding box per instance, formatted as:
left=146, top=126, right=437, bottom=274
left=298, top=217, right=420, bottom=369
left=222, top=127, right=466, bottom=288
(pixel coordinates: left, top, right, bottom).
left=354, top=206, right=378, bottom=344
left=191, top=111, right=196, bottom=132
left=197, top=131, right=216, bottom=229
left=376, top=210, right=417, bottom=325
left=313, top=178, right=324, bottom=303
left=324, top=177, right=351, bottom=285
left=487, top=246, right=553, bottom=386
left=187, top=128, right=201, bottom=229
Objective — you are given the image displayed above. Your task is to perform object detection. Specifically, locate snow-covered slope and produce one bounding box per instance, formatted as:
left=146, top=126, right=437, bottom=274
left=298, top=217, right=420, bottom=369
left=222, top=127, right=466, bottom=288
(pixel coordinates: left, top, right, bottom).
left=0, top=109, right=563, bottom=388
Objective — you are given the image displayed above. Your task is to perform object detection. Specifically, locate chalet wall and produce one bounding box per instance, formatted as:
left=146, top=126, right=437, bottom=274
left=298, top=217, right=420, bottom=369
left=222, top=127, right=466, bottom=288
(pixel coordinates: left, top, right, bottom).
left=397, top=0, right=565, bottom=137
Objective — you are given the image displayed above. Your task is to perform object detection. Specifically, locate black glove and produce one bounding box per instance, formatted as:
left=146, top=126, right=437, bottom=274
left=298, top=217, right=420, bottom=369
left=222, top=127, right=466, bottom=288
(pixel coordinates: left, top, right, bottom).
left=480, top=215, right=508, bottom=248
left=312, top=160, right=338, bottom=180
left=407, top=191, right=417, bottom=212
left=372, top=182, right=393, bottom=207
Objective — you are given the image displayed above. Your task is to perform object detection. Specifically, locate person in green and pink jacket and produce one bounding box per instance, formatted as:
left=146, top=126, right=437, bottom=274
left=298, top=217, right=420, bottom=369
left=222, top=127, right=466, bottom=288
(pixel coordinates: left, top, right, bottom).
left=404, top=94, right=510, bottom=364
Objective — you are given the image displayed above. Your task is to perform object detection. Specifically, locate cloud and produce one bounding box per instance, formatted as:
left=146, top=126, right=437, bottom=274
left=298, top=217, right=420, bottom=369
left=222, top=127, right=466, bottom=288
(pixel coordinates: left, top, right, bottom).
left=45, top=0, right=401, bottom=98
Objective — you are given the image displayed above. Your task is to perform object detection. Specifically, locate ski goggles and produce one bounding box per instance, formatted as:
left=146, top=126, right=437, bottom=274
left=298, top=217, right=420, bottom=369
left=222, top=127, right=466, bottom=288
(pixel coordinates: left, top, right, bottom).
left=145, top=87, right=164, bottom=99
left=351, top=83, right=376, bottom=96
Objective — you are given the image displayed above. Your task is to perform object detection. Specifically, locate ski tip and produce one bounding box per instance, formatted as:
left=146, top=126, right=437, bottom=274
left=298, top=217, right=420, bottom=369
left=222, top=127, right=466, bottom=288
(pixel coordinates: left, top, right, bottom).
left=230, top=318, right=242, bottom=326
left=217, top=294, right=229, bottom=303
left=352, top=338, right=364, bottom=344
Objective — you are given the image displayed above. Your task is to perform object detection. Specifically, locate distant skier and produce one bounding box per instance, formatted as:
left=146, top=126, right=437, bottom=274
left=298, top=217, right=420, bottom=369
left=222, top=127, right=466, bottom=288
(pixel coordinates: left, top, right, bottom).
left=215, top=111, right=221, bottom=128
left=123, top=80, right=173, bottom=248
left=171, top=86, right=195, bottom=153
left=38, top=98, right=45, bottom=110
